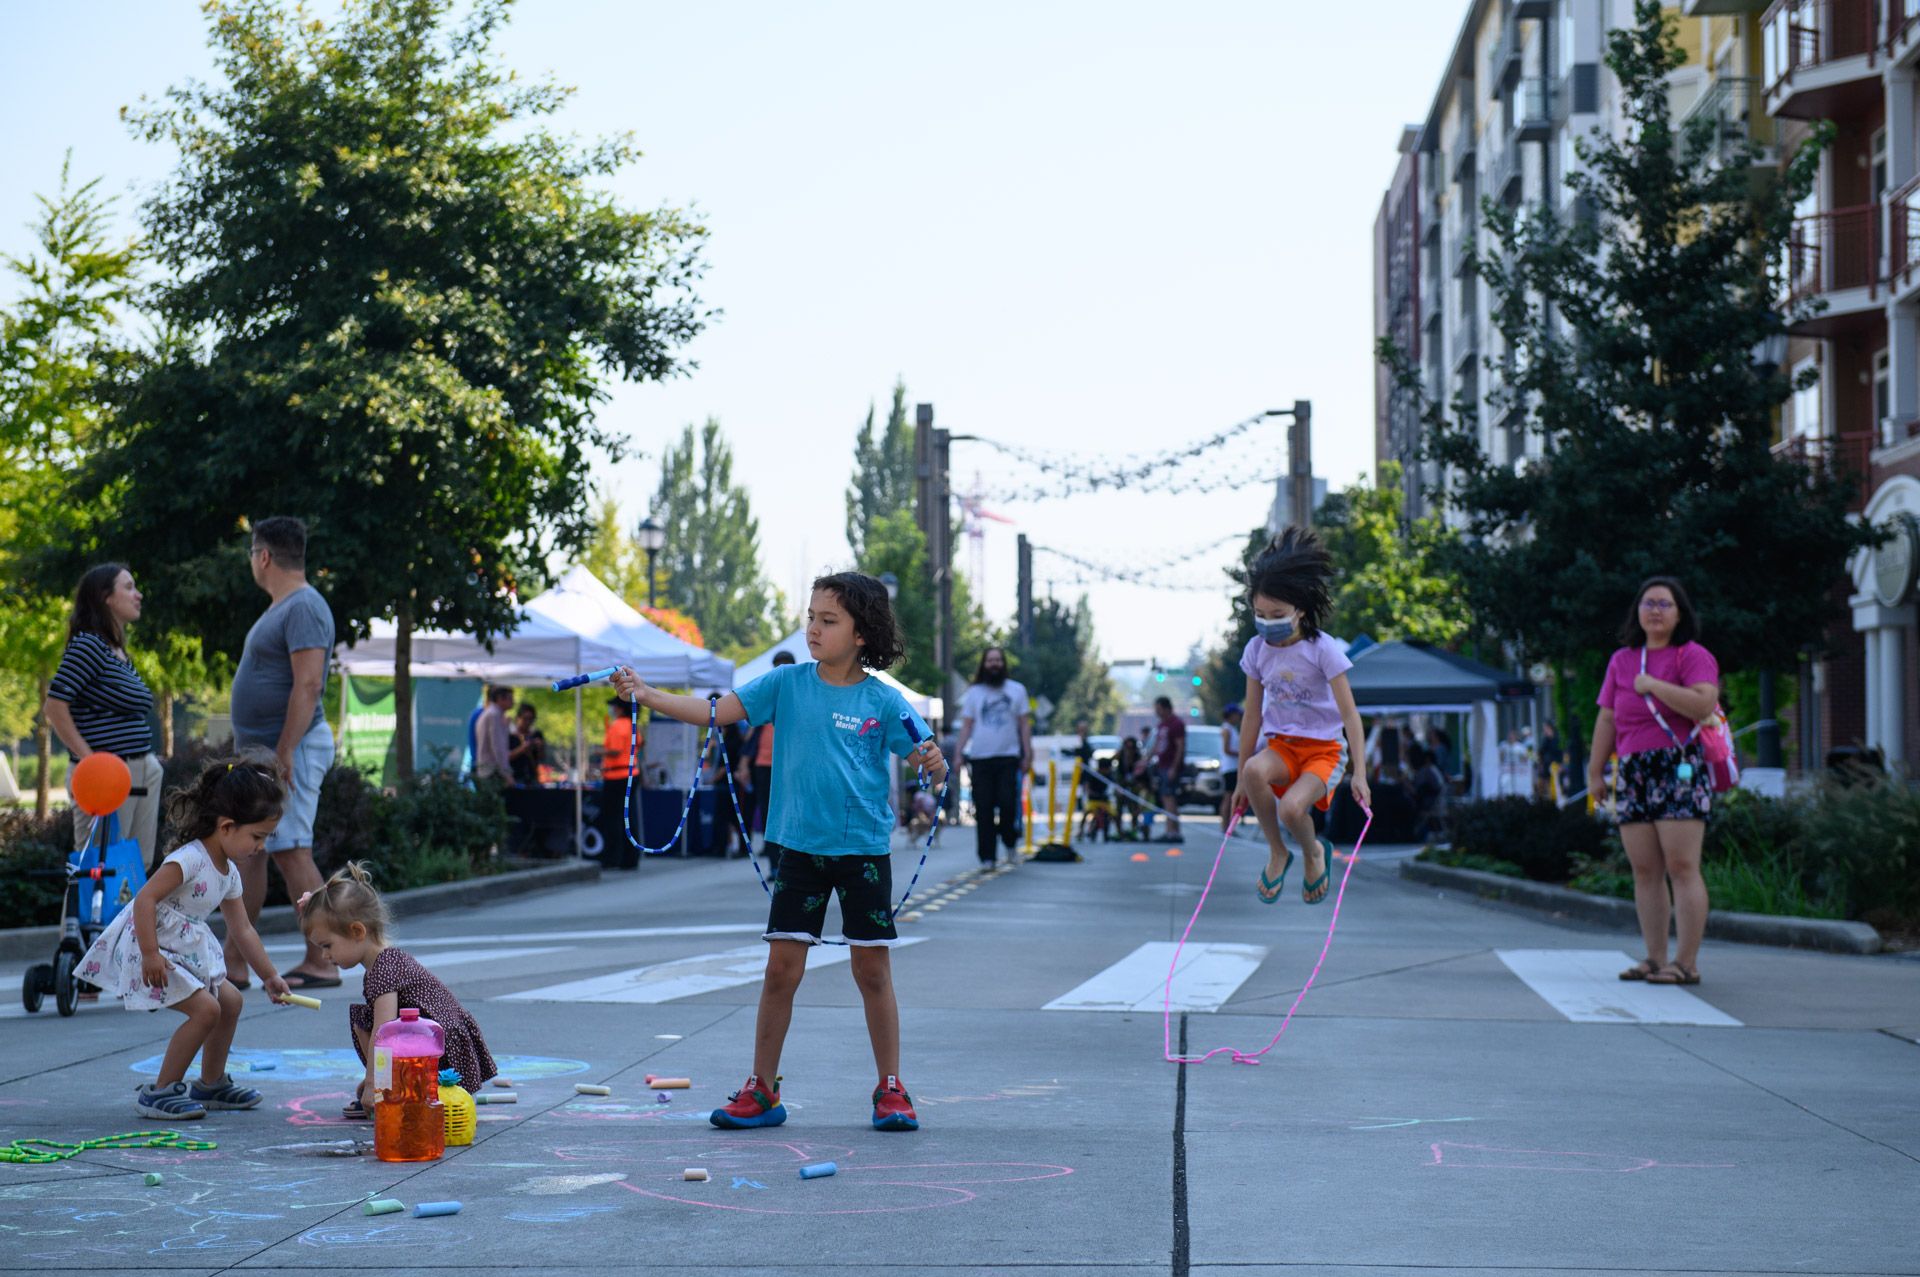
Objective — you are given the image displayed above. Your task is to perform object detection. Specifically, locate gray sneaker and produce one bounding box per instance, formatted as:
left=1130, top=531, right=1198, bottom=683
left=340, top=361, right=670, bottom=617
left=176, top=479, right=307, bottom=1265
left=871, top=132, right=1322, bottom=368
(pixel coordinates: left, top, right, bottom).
left=189, top=1074, right=262, bottom=1111
left=136, top=1081, right=207, bottom=1121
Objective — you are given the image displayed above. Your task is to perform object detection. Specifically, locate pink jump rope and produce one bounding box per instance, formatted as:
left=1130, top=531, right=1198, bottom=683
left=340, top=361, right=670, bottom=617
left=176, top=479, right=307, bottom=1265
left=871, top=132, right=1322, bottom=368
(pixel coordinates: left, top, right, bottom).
left=1163, top=802, right=1374, bottom=1066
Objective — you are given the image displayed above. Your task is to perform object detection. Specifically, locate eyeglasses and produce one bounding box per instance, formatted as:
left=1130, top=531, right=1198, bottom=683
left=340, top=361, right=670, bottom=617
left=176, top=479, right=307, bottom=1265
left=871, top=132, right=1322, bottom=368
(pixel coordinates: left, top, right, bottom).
left=1639, top=599, right=1676, bottom=612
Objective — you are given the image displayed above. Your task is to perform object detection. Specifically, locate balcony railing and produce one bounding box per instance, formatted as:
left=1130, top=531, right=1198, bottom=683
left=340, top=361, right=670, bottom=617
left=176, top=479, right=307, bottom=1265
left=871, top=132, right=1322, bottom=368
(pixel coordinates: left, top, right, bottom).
left=1763, top=0, right=1880, bottom=91
left=1682, top=76, right=1773, bottom=165
left=1515, top=78, right=1554, bottom=141
left=1490, top=140, right=1522, bottom=203
left=1772, top=433, right=1874, bottom=505
left=1489, top=23, right=1521, bottom=97
left=1890, top=173, right=1920, bottom=288
left=1784, top=203, right=1881, bottom=304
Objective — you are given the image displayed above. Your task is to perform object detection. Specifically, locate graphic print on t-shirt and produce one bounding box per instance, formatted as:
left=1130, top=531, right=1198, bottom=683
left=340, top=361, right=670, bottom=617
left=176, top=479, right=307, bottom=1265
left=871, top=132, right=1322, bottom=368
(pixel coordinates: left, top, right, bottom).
left=833, top=710, right=888, bottom=771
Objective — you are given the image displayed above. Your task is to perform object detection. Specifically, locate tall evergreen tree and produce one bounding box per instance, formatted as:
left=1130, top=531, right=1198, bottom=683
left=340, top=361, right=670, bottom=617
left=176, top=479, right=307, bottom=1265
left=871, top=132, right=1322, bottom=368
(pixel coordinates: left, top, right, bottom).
left=1387, top=0, right=1871, bottom=748
left=653, top=418, right=782, bottom=660
left=845, top=379, right=914, bottom=563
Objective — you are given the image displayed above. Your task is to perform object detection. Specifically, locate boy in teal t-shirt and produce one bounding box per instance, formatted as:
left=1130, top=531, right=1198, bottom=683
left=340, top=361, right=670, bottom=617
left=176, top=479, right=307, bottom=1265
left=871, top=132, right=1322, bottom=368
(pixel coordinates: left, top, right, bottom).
left=611, top=572, right=947, bottom=1134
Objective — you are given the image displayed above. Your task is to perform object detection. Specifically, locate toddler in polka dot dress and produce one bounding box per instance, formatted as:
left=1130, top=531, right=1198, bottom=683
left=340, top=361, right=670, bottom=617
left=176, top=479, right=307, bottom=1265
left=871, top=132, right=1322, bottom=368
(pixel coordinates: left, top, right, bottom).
left=298, top=862, right=496, bottom=1118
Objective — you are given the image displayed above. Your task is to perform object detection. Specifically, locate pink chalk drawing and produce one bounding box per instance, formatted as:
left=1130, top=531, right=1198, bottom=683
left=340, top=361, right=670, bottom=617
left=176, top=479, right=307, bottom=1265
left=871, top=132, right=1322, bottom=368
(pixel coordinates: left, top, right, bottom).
left=1425, top=1141, right=1735, bottom=1173
left=282, top=1092, right=353, bottom=1126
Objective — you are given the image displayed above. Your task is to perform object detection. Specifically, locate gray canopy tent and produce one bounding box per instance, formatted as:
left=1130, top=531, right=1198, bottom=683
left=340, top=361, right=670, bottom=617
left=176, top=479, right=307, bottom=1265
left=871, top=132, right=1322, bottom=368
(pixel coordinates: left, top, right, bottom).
left=1343, top=640, right=1533, bottom=799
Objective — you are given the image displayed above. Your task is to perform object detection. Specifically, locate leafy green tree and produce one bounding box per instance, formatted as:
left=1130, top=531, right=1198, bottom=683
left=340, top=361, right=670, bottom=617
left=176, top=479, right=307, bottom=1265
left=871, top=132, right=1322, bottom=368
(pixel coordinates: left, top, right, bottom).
left=85, top=0, right=708, bottom=777
left=0, top=161, right=139, bottom=814
left=1386, top=1, right=1870, bottom=753
left=653, top=418, right=782, bottom=661
left=1315, top=462, right=1471, bottom=647
left=1017, top=595, right=1122, bottom=733
left=845, top=379, right=915, bottom=564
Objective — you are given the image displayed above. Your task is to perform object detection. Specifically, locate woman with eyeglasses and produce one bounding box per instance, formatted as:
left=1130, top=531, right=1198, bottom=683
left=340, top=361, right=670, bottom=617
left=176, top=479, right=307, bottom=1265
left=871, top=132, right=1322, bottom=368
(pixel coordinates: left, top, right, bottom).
left=1588, top=577, right=1721, bottom=986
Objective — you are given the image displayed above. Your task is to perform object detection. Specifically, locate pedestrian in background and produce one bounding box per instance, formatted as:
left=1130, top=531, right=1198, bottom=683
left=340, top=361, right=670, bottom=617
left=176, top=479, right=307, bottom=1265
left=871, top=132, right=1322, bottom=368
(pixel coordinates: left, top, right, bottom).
left=953, top=646, right=1031, bottom=867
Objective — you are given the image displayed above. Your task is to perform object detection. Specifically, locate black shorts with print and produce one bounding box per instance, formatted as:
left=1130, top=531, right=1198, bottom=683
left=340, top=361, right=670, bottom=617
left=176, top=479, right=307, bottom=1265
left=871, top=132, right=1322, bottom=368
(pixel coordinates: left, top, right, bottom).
left=1616, top=743, right=1712, bottom=825
left=763, top=845, right=898, bottom=947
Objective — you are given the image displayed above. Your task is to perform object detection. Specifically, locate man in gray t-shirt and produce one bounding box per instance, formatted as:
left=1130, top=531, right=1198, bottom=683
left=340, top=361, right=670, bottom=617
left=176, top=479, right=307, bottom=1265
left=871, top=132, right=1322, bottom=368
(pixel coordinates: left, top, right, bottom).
left=224, top=516, right=341, bottom=989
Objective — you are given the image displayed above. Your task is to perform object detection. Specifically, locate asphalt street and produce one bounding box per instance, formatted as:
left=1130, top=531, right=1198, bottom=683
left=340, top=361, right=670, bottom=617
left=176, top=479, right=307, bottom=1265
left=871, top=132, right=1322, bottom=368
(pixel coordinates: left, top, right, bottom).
left=1, top=816, right=1915, bottom=1276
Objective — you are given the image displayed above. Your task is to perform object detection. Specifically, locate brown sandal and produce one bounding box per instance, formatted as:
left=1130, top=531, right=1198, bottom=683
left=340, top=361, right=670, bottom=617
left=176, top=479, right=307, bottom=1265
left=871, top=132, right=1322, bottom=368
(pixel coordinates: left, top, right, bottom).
left=1646, top=963, right=1700, bottom=986
left=1618, top=957, right=1660, bottom=981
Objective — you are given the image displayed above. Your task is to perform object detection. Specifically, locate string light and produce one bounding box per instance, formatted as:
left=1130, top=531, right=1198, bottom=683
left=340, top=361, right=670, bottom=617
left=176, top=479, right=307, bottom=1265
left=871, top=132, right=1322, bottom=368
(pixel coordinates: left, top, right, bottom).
left=968, top=410, right=1290, bottom=503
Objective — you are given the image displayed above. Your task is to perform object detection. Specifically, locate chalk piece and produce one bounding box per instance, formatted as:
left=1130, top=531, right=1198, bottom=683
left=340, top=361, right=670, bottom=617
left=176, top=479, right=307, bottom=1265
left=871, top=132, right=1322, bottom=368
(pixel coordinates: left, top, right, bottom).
left=1130, top=852, right=1149, bottom=862
left=682, top=1167, right=709, bottom=1181
left=250, top=1061, right=277, bottom=1071
left=798, top=1161, right=837, bottom=1180
left=655, top=1092, right=671, bottom=1104
left=143, top=1172, right=163, bottom=1186
left=1164, top=848, right=1183, bottom=857
left=492, top=1077, right=514, bottom=1088
left=651, top=1077, right=690, bottom=1089
left=282, top=993, right=322, bottom=1009
left=363, top=1198, right=404, bottom=1216
left=412, top=1200, right=461, bottom=1218
left=654, top=1034, right=682, bottom=1040
left=476, top=1091, right=517, bottom=1104
left=574, top=1083, right=611, bottom=1096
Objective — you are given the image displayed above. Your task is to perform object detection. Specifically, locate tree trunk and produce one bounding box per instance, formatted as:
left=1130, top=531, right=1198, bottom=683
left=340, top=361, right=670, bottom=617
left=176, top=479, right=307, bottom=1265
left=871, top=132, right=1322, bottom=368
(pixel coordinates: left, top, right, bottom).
left=33, top=674, right=51, bottom=819
left=394, top=600, right=415, bottom=783
left=159, top=689, right=175, bottom=759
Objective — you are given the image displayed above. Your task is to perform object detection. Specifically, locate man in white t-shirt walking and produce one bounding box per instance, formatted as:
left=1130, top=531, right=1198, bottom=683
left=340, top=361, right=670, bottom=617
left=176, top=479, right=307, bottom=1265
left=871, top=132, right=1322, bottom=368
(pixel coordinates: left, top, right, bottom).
left=953, top=647, right=1031, bottom=867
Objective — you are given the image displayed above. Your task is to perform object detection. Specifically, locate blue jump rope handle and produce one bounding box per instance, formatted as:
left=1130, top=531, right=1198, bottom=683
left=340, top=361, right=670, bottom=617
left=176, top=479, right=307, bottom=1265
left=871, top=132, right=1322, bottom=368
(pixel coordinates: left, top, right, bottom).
left=552, top=666, right=621, bottom=692
left=901, top=710, right=928, bottom=745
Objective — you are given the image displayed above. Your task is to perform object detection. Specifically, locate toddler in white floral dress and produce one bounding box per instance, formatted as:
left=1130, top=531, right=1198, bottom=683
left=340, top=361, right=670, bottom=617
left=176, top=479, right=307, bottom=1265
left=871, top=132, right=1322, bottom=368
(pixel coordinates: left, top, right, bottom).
left=79, top=757, right=294, bottom=1119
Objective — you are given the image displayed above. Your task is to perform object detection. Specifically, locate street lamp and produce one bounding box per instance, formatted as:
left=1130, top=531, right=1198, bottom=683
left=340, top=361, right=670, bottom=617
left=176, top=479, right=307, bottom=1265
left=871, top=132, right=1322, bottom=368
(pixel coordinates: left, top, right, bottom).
left=1749, top=333, right=1791, bottom=771
left=635, top=515, right=666, bottom=610
left=879, top=572, right=899, bottom=601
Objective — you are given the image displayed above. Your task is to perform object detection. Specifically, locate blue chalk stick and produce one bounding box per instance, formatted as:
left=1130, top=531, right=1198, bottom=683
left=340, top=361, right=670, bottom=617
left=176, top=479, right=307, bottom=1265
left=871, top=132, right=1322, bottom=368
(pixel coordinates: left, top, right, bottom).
left=798, top=1161, right=837, bottom=1179
left=250, top=1061, right=276, bottom=1071
left=413, top=1200, right=462, bottom=1217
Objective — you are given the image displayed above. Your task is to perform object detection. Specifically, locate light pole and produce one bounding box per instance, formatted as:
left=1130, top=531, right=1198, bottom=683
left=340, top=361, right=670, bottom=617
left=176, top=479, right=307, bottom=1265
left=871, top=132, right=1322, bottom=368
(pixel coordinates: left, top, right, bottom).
left=635, top=515, right=666, bottom=610
left=1750, top=334, right=1791, bottom=770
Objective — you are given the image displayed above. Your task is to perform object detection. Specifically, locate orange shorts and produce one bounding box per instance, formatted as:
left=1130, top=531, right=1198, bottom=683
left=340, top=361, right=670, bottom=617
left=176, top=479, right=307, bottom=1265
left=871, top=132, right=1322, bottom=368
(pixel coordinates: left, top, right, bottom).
left=1264, top=734, right=1348, bottom=811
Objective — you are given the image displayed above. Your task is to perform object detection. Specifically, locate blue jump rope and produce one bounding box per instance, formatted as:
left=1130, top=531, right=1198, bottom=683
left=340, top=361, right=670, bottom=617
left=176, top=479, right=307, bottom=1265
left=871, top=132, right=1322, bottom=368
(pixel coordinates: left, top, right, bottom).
left=553, top=668, right=950, bottom=933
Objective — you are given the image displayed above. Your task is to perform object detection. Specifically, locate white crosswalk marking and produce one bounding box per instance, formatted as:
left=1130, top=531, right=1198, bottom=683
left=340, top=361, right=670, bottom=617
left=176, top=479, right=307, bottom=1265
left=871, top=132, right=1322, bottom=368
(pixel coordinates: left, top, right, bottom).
left=1042, top=941, right=1268, bottom=1013
left=499, top=937, right=928, bottom=1005
left=1496, top=949, right=1743, bottom=1026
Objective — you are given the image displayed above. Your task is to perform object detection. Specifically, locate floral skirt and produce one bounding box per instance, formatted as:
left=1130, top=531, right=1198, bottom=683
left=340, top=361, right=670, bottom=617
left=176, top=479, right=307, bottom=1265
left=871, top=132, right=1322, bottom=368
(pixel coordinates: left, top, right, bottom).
left=1616, top=743, right=1711, bottom=825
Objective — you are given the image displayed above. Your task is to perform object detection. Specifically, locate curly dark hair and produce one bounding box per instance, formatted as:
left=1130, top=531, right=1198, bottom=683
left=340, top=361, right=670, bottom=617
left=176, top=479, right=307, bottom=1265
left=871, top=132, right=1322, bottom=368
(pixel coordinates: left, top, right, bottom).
left=1246, top=526, right=1334, bottom=640
left=1618, top=575, right=1700, bottom=648
left=162, top=753, right=285, bottom=849
left=811, top=572, right=905, bottom=671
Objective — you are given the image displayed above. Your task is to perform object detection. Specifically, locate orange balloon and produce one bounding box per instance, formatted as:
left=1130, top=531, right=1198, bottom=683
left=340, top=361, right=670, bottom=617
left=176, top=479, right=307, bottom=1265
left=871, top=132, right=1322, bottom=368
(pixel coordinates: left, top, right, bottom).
left=72, top=752, right=132, bottom=817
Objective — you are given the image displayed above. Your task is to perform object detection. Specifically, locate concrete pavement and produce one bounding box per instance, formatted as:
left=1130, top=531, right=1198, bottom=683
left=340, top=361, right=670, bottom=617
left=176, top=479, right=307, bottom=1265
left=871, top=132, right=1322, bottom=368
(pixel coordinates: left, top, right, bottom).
left=1, top=818, right=1915, bottom=1275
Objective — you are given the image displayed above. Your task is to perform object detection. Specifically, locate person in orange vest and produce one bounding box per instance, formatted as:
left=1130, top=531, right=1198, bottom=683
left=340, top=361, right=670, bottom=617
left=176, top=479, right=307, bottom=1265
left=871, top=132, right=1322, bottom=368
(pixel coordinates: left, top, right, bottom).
left=602, top=694, right=642, bottom=782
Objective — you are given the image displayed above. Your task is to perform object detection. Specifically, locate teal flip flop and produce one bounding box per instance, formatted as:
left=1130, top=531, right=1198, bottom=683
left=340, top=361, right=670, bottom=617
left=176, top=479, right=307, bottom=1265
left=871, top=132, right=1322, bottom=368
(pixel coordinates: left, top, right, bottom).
left=1302, top=839, right=1332, bottom=905
left=1257, top=850, right=1293, bottom=904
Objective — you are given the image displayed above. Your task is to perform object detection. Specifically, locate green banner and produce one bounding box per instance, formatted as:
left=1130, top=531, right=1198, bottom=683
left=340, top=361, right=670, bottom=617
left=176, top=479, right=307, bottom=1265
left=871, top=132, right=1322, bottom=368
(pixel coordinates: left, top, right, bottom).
left=341, top=673, right=400, bottom=786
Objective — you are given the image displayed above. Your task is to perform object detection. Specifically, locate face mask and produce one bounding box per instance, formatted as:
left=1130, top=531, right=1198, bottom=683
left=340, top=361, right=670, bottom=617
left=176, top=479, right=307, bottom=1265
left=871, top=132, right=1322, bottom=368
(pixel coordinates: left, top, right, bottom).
left=1253, top=616, right=1296, bottom=646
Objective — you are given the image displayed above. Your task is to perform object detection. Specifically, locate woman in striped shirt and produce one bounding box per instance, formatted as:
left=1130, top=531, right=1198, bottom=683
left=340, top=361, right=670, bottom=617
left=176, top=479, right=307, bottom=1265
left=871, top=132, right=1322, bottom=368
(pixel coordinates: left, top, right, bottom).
left=43, top=564, right=164, bottom=862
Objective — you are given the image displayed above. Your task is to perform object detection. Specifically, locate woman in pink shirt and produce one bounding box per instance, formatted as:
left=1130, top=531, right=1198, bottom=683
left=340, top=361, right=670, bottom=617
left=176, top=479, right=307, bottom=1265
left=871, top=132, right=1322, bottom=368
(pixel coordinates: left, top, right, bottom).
left=1588, top=577, right=1721, bottom=987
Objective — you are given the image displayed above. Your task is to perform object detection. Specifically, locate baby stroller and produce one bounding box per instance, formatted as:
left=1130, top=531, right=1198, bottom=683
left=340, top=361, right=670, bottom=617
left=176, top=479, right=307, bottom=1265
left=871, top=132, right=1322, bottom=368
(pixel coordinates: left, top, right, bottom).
left=21, top=805, right=147, bottom=1017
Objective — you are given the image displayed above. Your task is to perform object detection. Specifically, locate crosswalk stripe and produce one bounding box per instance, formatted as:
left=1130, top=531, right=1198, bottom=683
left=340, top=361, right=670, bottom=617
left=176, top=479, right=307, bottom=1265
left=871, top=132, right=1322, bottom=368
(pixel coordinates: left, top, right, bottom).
left=1496, top=949, right=1743, bottom=1026
left=1042, top=941, right=1268, bottom=1014
left=499, top=938, right=928, bottom=1005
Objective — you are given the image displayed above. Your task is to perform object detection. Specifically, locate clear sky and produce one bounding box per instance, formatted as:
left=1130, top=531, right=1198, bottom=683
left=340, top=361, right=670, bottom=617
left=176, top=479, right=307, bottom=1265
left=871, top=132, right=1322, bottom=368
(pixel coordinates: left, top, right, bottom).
left=0, top=0, right=1466, bottom=675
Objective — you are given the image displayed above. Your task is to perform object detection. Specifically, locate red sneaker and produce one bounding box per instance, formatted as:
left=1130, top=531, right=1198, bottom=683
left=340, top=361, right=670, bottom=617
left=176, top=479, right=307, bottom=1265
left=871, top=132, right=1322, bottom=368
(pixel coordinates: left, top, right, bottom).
left=709, top=1074, right=786, bottom=1129
left=871, top=1075, right=919, bottom=1132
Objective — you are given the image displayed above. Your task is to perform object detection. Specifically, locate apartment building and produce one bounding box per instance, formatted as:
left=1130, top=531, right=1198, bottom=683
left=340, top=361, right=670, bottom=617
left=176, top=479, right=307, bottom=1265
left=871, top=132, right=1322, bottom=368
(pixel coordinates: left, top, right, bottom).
left=1379, top=0, right=1919, bottom=770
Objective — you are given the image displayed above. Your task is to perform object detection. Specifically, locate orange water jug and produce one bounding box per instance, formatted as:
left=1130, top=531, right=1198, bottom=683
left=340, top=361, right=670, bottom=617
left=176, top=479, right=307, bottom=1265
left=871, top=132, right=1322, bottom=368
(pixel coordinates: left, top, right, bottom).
left=373, top=1008, right=445, bottom=1163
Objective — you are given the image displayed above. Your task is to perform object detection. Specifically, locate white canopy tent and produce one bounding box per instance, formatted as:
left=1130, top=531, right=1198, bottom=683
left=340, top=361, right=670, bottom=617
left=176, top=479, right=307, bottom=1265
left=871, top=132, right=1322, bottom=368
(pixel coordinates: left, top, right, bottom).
left=333, top=565, right=734, bottom=854
left=734, top=628, right=942, bottom=721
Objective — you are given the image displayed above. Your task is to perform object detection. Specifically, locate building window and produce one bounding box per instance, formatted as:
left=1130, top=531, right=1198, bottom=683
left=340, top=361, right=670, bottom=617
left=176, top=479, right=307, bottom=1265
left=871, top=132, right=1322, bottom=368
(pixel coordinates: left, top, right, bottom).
left=1875, top=346, right=1890, bottom=436
left=1791, top=355, right=1822, bottom=440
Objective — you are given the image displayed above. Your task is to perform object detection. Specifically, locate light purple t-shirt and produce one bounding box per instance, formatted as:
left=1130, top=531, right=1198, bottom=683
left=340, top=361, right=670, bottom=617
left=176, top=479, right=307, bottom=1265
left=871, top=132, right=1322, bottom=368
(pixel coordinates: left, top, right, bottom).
left=1596, top=642, right=1720, bottom=757
left=1240, top=633, right=1353, bottom=743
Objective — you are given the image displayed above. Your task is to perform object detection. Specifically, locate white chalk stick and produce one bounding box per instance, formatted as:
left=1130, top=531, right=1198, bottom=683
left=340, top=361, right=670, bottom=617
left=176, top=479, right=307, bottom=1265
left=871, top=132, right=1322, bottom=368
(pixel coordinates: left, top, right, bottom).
left=682, top=1167, right=709, bottom=1181
left=573, top=1084, right=611, bottom=1096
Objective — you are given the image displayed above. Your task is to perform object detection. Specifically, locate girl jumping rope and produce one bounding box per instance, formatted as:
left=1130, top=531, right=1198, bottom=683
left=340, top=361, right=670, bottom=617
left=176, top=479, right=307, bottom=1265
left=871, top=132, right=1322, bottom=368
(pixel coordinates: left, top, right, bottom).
left=1234, top=527, right=1371, bottom=905
left=611, top=571, right=947, bottom=1133
left=77, top=757, right=293, bottom=1119
left=298, top=862, right=497, bottom=1118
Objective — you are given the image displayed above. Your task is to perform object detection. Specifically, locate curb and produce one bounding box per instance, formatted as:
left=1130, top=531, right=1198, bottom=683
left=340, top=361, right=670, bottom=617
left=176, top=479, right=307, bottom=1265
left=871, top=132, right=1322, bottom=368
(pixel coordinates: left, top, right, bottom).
left=0, top=859, right=601, bottom=964
left=1398, top=859, right=1884, bottom=955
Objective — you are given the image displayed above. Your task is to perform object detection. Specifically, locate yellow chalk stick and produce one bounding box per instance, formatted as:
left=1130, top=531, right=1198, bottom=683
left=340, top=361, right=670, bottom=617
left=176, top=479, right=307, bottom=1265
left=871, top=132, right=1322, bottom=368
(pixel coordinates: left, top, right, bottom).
left=282, top=993, right=322, bottom=1009
left=682, top=1168, right=709, bottom=1181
